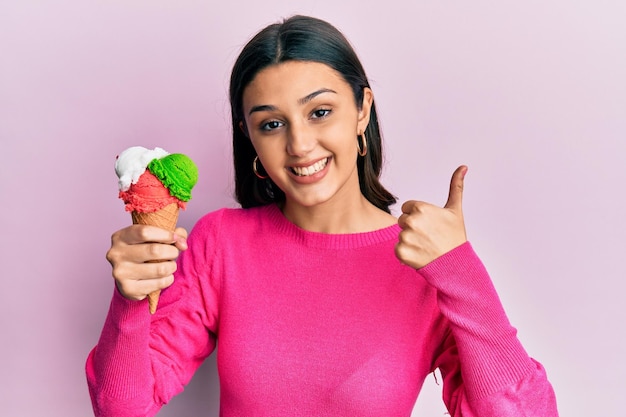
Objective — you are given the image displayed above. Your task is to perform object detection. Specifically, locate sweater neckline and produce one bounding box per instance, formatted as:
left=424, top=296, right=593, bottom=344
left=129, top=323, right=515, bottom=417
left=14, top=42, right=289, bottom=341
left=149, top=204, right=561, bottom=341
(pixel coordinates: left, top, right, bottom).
left=262, top=204, right=401, bottom=249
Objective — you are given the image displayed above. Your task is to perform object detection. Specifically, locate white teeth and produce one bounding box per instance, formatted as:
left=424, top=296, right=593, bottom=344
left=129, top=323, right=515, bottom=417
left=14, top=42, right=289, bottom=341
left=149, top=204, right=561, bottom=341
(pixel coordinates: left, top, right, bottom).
left=292, top=158, right=328, bottom=176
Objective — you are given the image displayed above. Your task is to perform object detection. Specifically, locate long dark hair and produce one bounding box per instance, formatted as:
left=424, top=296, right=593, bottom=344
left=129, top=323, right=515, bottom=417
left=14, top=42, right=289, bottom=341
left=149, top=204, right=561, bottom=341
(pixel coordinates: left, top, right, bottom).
left=229, top=15, right=396, bottom=212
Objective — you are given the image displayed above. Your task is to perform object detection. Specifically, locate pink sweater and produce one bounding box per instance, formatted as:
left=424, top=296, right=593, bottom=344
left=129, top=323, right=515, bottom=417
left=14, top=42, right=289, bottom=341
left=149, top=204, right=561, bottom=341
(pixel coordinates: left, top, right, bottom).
left=86, top=204, right=558, bottom=416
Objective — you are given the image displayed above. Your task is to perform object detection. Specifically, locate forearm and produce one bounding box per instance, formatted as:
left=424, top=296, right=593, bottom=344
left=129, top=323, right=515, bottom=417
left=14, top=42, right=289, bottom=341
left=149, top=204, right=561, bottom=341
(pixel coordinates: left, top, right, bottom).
left=420, top=243, right=558, bottom=415
left=86, top=266, right=217, bottom=416
left=86, top=290, right=162, bottom=417
left=420, top=243, right=532, bottom=396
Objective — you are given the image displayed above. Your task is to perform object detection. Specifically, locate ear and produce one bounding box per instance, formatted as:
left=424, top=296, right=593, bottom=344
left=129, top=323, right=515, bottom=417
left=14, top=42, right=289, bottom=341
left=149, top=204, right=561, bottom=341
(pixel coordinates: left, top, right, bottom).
left=357, top=87, right=374, bottom=133
left=239, top=120, right=249, bottom=138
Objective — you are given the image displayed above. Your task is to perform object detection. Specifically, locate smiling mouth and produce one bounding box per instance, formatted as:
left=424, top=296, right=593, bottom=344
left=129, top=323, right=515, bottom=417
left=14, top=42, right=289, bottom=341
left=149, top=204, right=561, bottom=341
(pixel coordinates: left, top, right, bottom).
left=290, top=157, right=329, bottom=176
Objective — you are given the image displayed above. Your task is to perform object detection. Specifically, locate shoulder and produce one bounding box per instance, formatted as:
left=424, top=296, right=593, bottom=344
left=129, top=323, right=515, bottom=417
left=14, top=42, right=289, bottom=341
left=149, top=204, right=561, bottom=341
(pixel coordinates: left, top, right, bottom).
left=183, top=204, right=280, bottom=269
left=191, top=204, right=277, bottom=238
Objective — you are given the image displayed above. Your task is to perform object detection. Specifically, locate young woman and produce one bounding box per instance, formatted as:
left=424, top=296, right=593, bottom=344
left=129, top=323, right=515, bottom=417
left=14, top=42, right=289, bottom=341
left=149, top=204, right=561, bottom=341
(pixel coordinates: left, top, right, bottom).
left=87, top=15, right=558, bottom=417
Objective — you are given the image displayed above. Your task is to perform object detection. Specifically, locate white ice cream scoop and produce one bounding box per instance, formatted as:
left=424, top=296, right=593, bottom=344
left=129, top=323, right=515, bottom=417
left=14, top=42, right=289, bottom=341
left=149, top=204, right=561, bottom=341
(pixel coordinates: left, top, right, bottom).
left=115, top=146, right=169, bottom=191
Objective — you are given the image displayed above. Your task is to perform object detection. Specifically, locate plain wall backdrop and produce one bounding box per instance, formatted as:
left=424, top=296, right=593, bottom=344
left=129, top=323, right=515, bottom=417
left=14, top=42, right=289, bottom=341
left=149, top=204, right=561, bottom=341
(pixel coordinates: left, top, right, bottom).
left=1, top=1, right=624, bottom=416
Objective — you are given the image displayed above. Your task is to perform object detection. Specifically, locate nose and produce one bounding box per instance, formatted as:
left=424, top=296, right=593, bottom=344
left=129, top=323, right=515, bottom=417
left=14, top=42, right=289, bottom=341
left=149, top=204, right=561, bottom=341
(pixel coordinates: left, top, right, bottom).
left=286, top=124, right=315, bottom=157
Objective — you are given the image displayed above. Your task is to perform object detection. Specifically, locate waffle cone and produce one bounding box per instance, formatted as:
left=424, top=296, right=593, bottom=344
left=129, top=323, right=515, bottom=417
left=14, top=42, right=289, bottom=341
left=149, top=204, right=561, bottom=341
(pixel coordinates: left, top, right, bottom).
left=131, top=203, right=179, bottom=231
left=131, top=202, right=180, bottom=314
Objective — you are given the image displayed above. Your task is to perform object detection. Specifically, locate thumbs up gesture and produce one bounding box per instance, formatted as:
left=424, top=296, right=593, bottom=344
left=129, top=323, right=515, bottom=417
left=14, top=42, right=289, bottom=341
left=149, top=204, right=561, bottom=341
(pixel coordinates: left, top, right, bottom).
left=395, top=165, right=468, bottom=269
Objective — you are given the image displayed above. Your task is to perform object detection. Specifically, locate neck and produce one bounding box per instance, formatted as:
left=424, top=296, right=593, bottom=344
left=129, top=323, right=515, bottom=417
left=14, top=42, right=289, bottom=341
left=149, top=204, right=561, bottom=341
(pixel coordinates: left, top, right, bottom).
left=281, top=194, right=395, bottom=234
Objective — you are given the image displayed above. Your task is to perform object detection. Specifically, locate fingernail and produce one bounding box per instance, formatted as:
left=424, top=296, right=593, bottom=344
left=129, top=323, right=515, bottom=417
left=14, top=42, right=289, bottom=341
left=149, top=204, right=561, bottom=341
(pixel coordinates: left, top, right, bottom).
left=173, top=234, right=188, bottom=248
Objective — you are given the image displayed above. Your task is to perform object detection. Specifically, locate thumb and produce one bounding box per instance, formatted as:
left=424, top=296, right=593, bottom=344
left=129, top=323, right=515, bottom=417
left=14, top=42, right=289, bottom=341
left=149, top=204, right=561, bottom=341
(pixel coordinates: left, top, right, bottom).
left=444, top=165, right=468, bottom=210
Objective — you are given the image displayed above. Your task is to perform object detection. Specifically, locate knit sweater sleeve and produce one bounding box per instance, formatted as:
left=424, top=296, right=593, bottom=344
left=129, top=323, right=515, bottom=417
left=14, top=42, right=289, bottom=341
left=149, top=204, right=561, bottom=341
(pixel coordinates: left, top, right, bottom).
left=418, top=242, right=558, bottom=416
left=85, top=210, right=223, bottom=417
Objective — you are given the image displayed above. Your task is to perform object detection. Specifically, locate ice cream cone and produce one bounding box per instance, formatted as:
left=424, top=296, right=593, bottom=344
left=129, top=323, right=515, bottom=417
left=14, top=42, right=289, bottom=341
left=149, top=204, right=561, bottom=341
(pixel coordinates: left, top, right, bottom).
left=131, top=202, right=180, bottom=314
left=131, top=202, right=179, bottom=231
left=116, top=147, right=198, bottom=315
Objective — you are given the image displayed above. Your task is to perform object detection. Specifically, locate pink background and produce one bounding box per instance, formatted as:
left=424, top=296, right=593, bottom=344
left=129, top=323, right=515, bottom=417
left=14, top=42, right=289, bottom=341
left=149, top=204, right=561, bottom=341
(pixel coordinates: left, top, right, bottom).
left=1, top=1, right=624, bottom=416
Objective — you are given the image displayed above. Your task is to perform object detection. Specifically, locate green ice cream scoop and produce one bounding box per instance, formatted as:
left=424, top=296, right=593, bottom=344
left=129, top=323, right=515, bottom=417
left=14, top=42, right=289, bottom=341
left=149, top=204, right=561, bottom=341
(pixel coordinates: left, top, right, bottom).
left=147, top=153, right=199, bottom=202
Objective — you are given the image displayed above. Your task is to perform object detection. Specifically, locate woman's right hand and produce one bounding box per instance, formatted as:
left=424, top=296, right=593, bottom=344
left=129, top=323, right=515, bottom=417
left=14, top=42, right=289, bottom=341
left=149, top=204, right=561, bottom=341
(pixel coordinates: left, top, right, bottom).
left=105, top=225, right=189, bottom=301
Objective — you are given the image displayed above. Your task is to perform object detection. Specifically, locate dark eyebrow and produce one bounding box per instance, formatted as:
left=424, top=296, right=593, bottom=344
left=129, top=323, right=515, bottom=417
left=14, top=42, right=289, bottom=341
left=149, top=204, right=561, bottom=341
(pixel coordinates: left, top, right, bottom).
left=248, top=88, right=337, bottom=116
left=248, top=104, right=277, bottom=116
left=298, top=88, right=337, bottom=105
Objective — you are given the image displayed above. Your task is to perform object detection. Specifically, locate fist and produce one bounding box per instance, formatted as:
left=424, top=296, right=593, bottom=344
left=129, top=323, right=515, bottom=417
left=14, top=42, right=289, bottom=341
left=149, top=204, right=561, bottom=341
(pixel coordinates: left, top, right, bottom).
left=106, top=225, right=189, bottom=301
left=395, top=165, right=468, bottom=269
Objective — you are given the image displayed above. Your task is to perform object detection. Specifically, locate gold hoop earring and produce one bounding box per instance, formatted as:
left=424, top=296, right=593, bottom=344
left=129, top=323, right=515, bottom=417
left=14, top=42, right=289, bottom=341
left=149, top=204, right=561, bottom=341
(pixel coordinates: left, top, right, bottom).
left=253, top=156, right=268, bottom=179
left=357, top=132, right=368, bottom=157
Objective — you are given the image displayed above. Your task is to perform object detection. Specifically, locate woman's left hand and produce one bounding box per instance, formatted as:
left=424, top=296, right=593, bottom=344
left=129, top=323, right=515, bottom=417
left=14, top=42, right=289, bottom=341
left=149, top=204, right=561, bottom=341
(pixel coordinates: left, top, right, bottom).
left=395, top=165, right=468, bottom=269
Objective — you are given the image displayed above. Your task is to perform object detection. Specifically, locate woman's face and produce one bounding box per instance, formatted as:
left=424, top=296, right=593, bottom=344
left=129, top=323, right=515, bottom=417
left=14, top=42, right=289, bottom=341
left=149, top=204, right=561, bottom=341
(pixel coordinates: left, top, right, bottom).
left=242, top=61, right=372, bottom=211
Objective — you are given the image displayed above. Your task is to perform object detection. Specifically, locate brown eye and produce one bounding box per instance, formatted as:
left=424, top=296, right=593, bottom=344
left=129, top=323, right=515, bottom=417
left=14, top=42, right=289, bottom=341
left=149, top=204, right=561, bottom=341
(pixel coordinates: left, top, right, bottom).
left=311, top=109, right=331, bottom=119
left=261, top=120, right=284, bottom=131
